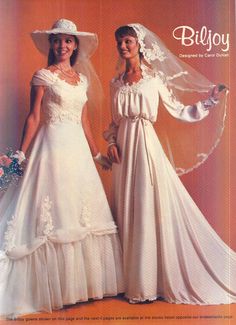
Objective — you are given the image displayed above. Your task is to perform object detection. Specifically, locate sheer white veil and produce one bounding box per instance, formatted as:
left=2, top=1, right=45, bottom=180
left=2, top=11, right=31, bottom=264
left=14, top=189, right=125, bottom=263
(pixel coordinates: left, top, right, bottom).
left=74, top=57, right=103, bottom=111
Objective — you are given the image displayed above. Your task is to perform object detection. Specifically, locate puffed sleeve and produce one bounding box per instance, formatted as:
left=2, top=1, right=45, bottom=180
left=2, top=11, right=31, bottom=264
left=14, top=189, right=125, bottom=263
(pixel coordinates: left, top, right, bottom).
left=103, top=80, right=119, bottom=144
left=30, top=69, right=56, bottom=87
left=156, top=74, right=218, bottom=122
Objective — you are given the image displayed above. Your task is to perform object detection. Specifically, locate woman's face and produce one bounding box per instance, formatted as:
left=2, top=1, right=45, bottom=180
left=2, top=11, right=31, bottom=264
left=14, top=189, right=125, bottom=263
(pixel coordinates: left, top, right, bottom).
left=50, top=34, right=77, bottom=63
left=116, top=35, right=140, bottom=60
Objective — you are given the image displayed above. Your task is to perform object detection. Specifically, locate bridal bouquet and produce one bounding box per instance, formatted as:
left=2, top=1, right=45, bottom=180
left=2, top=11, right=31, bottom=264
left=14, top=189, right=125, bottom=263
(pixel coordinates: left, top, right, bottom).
left=0, top=149, right=24, bottom=192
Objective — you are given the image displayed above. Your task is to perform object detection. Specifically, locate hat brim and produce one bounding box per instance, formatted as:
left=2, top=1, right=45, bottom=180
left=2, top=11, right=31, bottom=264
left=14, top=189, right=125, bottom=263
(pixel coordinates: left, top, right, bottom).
left=31, top=29, right=98, bottom=60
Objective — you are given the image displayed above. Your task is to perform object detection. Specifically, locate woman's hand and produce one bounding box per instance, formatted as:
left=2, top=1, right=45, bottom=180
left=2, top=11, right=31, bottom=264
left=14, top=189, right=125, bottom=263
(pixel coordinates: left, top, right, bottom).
left=107, top=144, right=121, bottom=164
left=93, top=153, right=112, bottom=170
left=211, top=84, right=227, bottom=100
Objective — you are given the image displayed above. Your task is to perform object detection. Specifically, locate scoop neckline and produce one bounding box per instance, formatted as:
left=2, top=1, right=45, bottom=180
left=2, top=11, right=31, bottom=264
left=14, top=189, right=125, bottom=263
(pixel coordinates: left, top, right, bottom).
left=120, top=72, right=144, bottom=87
left=44, top=68, right=82, bottom=87
left=119, top=64, right=151, bottom=87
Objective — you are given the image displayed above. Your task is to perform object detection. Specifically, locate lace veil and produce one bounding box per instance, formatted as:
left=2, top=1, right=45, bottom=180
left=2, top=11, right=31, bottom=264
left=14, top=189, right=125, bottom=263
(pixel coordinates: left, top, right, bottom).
left=123, top=23, right=228, bottom=175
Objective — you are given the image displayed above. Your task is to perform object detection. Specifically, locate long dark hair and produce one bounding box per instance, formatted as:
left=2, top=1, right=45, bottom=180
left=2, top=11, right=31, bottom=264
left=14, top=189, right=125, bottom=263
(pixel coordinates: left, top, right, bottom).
left=47, top=34, right=79, bottom=66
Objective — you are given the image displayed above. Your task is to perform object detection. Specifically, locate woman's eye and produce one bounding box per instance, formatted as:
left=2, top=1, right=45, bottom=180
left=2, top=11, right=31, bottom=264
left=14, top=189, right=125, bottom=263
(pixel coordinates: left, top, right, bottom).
left=66, top=39, right=72, bottom=43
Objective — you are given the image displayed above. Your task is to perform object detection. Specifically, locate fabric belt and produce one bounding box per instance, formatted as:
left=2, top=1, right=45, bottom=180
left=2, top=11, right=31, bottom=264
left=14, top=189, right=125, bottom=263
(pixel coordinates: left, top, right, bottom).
left=129, top=116, right=154, bottom=186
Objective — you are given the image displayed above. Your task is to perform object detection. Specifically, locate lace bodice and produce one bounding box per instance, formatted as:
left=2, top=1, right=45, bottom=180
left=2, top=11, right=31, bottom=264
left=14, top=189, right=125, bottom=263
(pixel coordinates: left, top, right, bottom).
left=31, top=69, right=88, bottom=124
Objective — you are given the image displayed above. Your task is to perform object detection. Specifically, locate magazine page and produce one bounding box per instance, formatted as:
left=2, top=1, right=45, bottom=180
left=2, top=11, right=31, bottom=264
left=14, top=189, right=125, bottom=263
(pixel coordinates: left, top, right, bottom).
left=0, top=0, right=235, bottom=324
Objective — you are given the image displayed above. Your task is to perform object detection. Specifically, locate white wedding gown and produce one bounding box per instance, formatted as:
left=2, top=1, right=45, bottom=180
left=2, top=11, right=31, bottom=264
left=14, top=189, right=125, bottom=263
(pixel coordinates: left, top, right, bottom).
left=105, top=66, right=236, bottom=305
left=0, top=69, right=124, bottom=318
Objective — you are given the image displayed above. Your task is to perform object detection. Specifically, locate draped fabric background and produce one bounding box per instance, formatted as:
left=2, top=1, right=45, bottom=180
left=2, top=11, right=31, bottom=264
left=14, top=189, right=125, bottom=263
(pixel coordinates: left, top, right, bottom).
left=0, top=0, right=235, bottom=252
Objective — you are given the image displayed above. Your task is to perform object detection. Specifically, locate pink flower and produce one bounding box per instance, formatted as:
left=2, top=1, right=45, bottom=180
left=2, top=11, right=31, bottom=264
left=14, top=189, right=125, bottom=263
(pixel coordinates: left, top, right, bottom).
left=0, top=168, right=4, bottom=177
left=0, top=155, right=12, bottom=167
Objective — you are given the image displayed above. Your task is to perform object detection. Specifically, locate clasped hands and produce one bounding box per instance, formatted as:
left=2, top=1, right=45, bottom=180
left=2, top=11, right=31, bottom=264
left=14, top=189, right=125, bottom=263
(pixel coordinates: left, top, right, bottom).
left=94, top=145, right=121, bottom=170
left=107, top=144, right=120, bottom=164
left=93, top=152, right=112, bottom=170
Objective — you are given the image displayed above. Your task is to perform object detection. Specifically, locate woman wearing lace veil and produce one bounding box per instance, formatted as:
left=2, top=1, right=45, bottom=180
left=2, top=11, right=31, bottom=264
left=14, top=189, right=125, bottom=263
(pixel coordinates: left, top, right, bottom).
left=104, top=23, right=236, bottom=305
left=0, top=19, right=124, bottom=318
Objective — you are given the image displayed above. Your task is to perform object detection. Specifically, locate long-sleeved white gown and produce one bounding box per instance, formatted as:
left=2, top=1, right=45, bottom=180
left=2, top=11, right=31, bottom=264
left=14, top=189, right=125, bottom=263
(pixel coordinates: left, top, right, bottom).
left=104, top=65, right=236, bottom=305
left=0, top=69, right=124, bottom=318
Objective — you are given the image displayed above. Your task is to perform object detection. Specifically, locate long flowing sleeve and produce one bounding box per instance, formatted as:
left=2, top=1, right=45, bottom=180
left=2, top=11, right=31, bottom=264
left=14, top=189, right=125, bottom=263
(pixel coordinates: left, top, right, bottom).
left=157, top=75, right=218, bottom=122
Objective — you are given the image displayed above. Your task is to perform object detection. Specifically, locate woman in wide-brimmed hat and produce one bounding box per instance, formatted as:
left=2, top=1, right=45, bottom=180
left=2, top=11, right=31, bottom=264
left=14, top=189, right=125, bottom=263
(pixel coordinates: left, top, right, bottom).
left=0, top=18, right=124, bottom=318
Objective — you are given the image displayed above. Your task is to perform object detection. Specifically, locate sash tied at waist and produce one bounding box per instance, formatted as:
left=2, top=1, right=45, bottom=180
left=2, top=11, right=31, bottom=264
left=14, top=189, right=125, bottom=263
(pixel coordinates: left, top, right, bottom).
left=125, top=116, right=154, bottom=186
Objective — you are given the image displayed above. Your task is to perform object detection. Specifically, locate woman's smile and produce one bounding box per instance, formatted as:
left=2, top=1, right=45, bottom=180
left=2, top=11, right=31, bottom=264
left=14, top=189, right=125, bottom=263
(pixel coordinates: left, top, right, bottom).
left=50, top=34, right=77, bottom=62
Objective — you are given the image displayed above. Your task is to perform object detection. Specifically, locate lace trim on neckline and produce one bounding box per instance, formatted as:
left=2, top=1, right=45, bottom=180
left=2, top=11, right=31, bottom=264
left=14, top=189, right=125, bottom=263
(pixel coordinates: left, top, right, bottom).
left=44, top=68, right=85, bottom=87
left=113, top=64, right=154, bottom=93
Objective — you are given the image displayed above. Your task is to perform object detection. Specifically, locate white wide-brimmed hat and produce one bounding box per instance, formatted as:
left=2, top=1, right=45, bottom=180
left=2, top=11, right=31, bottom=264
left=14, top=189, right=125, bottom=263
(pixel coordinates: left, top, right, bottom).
left=31, top=18, right=98, bottom=59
